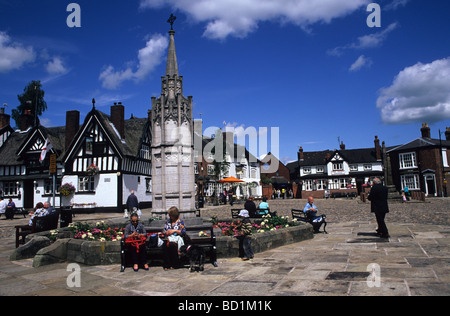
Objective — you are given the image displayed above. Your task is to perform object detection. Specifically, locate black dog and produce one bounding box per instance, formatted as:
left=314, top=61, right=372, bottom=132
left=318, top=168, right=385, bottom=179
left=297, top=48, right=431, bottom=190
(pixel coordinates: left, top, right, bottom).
left=180, top=245, right=205, bottom=272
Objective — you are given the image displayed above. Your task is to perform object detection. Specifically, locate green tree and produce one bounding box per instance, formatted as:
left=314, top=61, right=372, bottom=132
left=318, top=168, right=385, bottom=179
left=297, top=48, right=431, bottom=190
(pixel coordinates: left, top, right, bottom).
left=11, top=80, right=47, bottom=128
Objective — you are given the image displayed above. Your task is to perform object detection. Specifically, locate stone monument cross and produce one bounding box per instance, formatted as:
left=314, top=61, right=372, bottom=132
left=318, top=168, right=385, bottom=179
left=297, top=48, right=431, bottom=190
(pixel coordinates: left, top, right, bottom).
left=167, top=14, right=176, bottom=30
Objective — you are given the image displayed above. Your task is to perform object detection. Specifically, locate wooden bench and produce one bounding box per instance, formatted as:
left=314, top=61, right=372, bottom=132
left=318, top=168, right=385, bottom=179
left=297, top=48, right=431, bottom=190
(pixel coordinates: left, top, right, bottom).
left=291, top=209, right=310, bottom=223
left=291, top=209, right=328, bottom=234
left=3, top=207, right=28, bottom=220
left=331, top=192, right=357, bottom=199
left=15, top=211, right=60, bottom=248
left=120, top=224, right=218, bottom=272
left=231, top=208, right=271, bottom=219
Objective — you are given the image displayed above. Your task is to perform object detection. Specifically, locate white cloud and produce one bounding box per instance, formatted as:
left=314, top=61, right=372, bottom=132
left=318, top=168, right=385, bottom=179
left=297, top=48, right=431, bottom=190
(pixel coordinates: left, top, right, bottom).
left=45, top=56, right=68, bottom=75
left=0, top=31, right=36, bottom=73
left=99, top=34, right=168, bottom=89
left=140, top=0, right=370, bottom=39
left=349, top=55, right=372, bottom=72
left=329, top=22, right=398, bottom=56
left=384, top=0, right=410, bottom=11
left=377, top=57, right=450, bottom=124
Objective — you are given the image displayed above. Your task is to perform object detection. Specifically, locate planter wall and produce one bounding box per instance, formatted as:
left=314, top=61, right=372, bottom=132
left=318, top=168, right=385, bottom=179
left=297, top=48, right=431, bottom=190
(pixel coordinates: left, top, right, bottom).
left=216, top=223, right=314, bottom=258
left=15, top=222, right=314, bottom=267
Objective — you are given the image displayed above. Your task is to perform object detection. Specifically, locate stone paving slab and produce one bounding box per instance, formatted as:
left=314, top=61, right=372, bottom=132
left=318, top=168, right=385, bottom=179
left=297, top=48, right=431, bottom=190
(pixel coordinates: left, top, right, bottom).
left=0, top=220, right=449, bottom=296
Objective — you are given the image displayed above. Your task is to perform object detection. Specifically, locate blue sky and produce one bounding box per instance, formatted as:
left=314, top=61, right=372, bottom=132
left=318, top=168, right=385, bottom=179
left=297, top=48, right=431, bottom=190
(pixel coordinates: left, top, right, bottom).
left=1, top=0, right=450, bottom=164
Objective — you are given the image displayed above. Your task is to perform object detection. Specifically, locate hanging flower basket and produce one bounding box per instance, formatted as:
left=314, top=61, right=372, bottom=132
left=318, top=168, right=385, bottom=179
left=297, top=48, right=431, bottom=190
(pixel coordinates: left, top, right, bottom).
left=59, top=183, right=76, bottom=197
left=86, top=163, right=99, bottom=176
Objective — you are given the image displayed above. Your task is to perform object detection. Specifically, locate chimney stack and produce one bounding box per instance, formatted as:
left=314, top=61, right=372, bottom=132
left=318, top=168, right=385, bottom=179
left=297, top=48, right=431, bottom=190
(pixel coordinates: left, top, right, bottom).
left=65, top=110, right=80, bottom=150
left=374, top=136, right=382, bottom=161
left=298, top=147, right=304, bottom=162
left=19, top=109, right=34, bottom=131
left=421, top=123, right=431, bottom=138
left=0, top=107, right=10, bottom=130
left=340, top=141, right=346, bottom=150
left=445, top=127, right=450, bottom=141
left=111, top=102, right=125, bottom=139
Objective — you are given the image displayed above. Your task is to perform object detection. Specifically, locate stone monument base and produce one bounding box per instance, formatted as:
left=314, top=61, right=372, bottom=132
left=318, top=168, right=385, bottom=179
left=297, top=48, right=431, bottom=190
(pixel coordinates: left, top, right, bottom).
left=387, top=185, right=401, bottom=200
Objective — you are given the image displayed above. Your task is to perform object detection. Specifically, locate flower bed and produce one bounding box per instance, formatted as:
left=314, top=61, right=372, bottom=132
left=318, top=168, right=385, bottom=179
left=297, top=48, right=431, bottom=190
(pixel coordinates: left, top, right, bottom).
left=214, top=214, right=298, bottom=236
left=70, top=221, right=124, bottom=242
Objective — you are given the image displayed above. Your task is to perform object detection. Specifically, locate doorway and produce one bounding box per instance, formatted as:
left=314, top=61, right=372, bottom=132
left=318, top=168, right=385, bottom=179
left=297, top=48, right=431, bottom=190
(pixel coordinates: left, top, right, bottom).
left=23, top=180, right=34, bottom=209
left=423, top=174, right=437, bottom=197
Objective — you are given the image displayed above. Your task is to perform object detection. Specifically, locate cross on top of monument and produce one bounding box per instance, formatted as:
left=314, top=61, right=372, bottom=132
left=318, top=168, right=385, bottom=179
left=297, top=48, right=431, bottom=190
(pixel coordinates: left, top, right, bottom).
left=167, top=14, right=176, bottom=30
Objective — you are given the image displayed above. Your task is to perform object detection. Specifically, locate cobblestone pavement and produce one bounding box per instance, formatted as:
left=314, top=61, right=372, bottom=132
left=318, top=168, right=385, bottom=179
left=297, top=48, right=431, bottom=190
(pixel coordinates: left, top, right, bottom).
left=199, top=197, right=450, bottom=226
left=0, top=198, right=448, bottom=296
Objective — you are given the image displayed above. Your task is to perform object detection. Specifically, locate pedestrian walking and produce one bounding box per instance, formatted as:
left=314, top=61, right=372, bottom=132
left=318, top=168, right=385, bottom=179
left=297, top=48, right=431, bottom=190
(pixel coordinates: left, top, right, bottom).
left=126, top=190, right=139, bottom=218
left=367, top=178, right=390, bottom=238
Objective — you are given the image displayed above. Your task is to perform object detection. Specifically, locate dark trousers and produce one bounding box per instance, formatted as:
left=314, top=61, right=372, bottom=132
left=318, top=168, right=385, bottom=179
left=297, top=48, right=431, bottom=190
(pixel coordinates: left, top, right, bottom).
left=375, top=212, right=389, bottom=237
left=130, top=245, right=147, bottom=266
left=163, top=242, right=180, bottom=269
left=238, top=236, right=254, bottom=258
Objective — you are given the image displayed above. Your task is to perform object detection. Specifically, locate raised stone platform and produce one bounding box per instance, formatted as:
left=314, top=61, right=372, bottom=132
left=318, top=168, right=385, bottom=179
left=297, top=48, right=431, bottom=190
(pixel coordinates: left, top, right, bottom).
left=10, top=221, right=313, bottom=267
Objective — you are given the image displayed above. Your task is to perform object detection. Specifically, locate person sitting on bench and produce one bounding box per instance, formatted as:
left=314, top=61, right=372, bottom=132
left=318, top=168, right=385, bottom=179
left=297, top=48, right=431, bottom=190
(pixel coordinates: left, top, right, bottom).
left=303, top=196, right=318, bottom=218
left=124, top=213, right=149, bottom=272
left=244, top=197, right=257, bottom=218
left=28, top=202, right=48, bottom=226
left=257, top=197, right=270, bottom=216
left=162, top=207, right=186, bottom=270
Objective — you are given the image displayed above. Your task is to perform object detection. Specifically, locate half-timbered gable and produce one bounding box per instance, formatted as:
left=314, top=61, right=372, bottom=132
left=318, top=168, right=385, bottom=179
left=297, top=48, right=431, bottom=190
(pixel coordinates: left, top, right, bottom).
left=0, top=125, right=13, bottom=148
left=0, top=125, right=65, bottom=209
left=62, top=105, right=152, bottom=212
left=0, top=107, right=13, bottom=148
left=64, top=113, right=121, bottom=175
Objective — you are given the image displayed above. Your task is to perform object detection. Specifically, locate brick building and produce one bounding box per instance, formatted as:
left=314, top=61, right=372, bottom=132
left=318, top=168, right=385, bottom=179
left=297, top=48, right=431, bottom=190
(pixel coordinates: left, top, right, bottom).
left=387, top=124, right=450, bottom=197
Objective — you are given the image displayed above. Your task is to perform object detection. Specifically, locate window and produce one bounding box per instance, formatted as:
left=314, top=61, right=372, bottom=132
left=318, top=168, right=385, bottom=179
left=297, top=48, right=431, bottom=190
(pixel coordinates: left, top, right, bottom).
left=333, top=163, right=343, bottom=171
left=78, top=176, right=95, bottom=192
left=364, top=164, right=372, bottom=171
left=140, top=145, right=150, bottom=160
left=399, top=152, right=417, bottom=169
left=328, top=178, right=348, bottom=190
left=44, top=178, right=61, bottom=195
left=145, top=178, right=152, bottom=193
left=194, top=163, right=199, bottom=175
left=250, top=167, right=257, bottom=179
left=207, top=165, right=215, bottom=176
left=85, top=137, right=93, bottom=155
left=316, top=166, right=325, bottom=173
left=303, top=167, right=311, bottom=174
left=303, top=179, right=327, bottom=191
left=401, top=174, right=420, bottom=190
left=2, top=182, right=18, bottom=196
left=350, top=165, right=358, bottom=171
